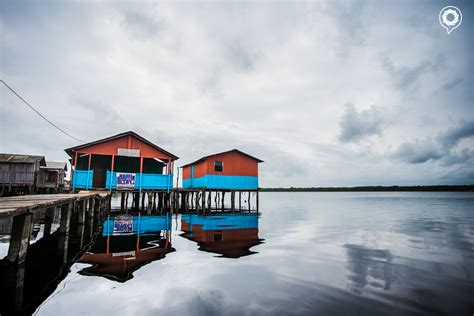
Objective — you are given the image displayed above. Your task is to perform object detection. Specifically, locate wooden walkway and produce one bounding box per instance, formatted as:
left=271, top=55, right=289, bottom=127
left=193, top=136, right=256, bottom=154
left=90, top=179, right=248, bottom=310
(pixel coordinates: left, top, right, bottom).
left=1, top=192, right=111, bottom=265
left=0, top=192, right=110, bottom=219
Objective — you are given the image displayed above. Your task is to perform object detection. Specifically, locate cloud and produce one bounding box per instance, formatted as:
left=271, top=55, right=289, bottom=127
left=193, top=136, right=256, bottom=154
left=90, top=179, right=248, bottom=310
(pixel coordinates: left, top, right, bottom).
left=338, top=103, right=386, bottom=143
left=0, top=1, right=472, bottom=186
left=392, top=139, right=443, bottom=164
left=392, top=121, right=474, bottom=165
left=439, top=120, right=474, bottom=149
left=381, top=54, right=445, bottom=90
left=442, top=77, right=464, bottom=90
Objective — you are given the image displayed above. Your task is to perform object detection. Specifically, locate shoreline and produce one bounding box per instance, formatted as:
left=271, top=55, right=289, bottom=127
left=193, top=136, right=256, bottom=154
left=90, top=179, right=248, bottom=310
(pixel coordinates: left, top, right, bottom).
left=260, top=185, right=474, bottom=192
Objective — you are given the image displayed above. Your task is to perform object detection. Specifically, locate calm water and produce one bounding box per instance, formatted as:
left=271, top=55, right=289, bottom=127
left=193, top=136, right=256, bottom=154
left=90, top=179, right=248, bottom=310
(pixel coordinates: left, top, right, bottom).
left=1, top=192, right=473, bottom=315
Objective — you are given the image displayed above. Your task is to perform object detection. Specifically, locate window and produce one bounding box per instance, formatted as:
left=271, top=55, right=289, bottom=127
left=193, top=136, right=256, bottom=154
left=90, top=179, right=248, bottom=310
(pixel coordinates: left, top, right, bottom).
left=213, top=233, right=223, bottom=241
left=214, top=161, right=223, bottom=172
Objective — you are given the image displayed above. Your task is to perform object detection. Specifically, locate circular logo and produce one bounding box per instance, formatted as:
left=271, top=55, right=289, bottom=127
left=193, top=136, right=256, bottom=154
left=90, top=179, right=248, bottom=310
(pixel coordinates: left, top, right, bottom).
left=439, top=6, right=462, bottom=34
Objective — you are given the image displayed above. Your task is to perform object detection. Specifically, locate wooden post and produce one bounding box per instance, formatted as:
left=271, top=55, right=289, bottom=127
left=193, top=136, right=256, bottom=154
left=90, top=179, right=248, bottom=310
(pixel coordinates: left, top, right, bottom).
left=248, top=191, right=251, bottom=211
left=239, top=191, right=242, bottom=212
left=7, top=213, right=33, bottom=263
left=256, top=191, right=259, bottom=212
left=77, top=200, right=86, bottom=225
left=208, top=190, right=212, bottom=212
left=230, top=191, right=234, bottom=212
left=43, top=207, right=54, bottom=236
left=202, top=189, right=206, bottom=213
left=93, top=199, right=101, bottom=230
left=59, top=202, right=72, bottom=234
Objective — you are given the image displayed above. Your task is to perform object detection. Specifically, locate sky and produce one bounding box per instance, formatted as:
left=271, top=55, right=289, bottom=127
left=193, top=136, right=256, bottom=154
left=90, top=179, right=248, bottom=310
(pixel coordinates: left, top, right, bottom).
left=0, top=0, right=473, bottom=187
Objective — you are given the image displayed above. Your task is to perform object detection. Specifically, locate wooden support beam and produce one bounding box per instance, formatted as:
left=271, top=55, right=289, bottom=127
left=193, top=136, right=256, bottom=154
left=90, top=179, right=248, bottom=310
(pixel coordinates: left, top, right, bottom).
left=239, top=191, right=242, bottom=212
left=43, top=207, right=54, bottom=236
left=256, top=191, right=259, bottom=212
left=7, top=213, right=33, bottom=263
left=77, top=200, right=86, bottom=225
left=248, top=191, right=251, bottom=211
left=59, top=202, right=72, bottom=234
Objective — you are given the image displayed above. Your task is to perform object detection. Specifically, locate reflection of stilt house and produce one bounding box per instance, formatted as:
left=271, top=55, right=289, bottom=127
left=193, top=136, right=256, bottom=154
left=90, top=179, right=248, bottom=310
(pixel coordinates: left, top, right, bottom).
left=79, top=215, right=174, bottom=282
left=65, top=131, right=178, bottom=191
left=180, top=214, right=263, bottom=258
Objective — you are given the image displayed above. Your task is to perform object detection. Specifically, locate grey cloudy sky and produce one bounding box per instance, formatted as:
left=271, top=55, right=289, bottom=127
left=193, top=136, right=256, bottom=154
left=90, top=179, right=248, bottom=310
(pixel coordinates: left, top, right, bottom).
left=0, top=0, right=473, bottom=187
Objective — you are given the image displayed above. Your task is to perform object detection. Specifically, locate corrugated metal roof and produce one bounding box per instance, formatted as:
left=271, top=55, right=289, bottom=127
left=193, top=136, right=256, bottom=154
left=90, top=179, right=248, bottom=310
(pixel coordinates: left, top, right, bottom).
left=180, top=149, right=264, bottom=168
left=42, top=161, right=68, bottom=171
left=0, top=153, right=46, bottom=165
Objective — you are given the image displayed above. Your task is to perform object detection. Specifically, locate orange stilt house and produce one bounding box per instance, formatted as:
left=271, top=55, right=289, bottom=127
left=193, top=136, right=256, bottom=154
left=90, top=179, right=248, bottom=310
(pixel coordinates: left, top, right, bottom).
left=65, top=131, right=178, bottom=191
left=181, top=149, right=263, bottom=190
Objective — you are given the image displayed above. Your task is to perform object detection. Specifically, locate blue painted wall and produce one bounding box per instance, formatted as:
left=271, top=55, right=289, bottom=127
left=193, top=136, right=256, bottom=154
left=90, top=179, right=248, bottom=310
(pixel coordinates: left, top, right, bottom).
left=73, top=170, right=172, bottom=190
left=72, top=170, right=93, bottom=189
left=105, top=171, right=173, bottom=190
left=183, top=174, right=258, bottom=189
left=181, top=213, right=259, bottom=231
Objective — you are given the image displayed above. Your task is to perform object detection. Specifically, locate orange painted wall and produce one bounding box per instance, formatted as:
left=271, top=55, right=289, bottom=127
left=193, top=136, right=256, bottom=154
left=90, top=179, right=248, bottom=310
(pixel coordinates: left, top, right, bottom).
left=182, top=160, right=207, bottom=179
left=182, top=166, right=191, bottom=179
left=207, top=152, right=258, bottom=176
left=73, top=135, right=176, bottom=164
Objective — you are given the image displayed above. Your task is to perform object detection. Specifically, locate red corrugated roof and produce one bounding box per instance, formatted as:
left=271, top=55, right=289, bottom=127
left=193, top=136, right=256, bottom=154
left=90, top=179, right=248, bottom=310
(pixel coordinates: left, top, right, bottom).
left=64, top=131, right=179, bottom=160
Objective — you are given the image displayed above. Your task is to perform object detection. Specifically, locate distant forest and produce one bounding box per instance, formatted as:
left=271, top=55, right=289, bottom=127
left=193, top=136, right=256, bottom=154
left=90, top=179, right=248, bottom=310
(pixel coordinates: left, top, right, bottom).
left=261, top=185, right=474, bottom=192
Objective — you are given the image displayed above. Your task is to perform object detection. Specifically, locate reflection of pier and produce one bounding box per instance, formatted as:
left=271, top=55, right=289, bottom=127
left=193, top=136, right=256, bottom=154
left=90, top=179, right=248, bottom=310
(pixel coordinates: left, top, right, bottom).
left=79, top=214, right=174, bottom=282
left=344, top=244, right=393, bottom=293
left=0, top=195, right=108, bottom=315
left=180, top=213, right=263, bottom=258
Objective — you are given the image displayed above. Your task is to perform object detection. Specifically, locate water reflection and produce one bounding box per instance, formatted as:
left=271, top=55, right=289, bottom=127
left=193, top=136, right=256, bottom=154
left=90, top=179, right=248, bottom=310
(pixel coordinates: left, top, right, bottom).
left=180, top=213, right=263, bottom=258
left=344, top=244, right=393, bottom=293
left=0, top=207, right=102, bottom=315
left=79, top=214, right=175, bottom=282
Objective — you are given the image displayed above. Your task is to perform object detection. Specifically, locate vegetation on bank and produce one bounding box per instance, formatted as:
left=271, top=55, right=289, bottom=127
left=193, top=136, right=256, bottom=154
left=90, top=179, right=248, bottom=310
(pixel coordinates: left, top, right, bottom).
left=260, top=185, right=474, bottom=192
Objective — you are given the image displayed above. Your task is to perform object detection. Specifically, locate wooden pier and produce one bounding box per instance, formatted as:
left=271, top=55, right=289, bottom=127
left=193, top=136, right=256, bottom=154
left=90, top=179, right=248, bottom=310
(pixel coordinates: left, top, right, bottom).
left=113, top=189, right=259, bottom=214
left=0, top=192, right=111, bottom=263
left=170, top=189, right=259, bottom=213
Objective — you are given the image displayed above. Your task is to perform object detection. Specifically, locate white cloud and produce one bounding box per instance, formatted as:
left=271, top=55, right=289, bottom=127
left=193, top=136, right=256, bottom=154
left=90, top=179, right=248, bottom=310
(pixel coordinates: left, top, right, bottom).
left=0, top=1, right=472, bottom=186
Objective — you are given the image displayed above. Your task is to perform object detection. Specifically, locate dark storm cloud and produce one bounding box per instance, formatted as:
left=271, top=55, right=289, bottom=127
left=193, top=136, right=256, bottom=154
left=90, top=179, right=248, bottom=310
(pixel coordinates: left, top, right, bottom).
left=439, top=120, right=474, bottom=149
left=392, top=140, right=443, bottom=164
left=393, top=121, right=474, bottom=165
left=338, top=103, right=386, bottom=143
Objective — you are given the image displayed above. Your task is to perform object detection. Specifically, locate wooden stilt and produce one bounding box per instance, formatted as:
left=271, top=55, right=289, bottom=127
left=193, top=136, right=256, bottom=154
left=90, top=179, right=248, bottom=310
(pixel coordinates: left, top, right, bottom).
left=7, top=213, right=33, bottom=263
left=248, top=191, right=251, bottom=211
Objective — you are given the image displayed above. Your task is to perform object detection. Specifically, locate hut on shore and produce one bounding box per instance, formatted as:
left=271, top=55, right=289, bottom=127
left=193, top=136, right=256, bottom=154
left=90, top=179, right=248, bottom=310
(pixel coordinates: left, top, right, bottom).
left=65, top=131, right=178, bottom=191
left=0, top=153, right=46, bottom=196
left=181, top=149, right=263, bottom=190
left=36, top=161, right=67, bottom=193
